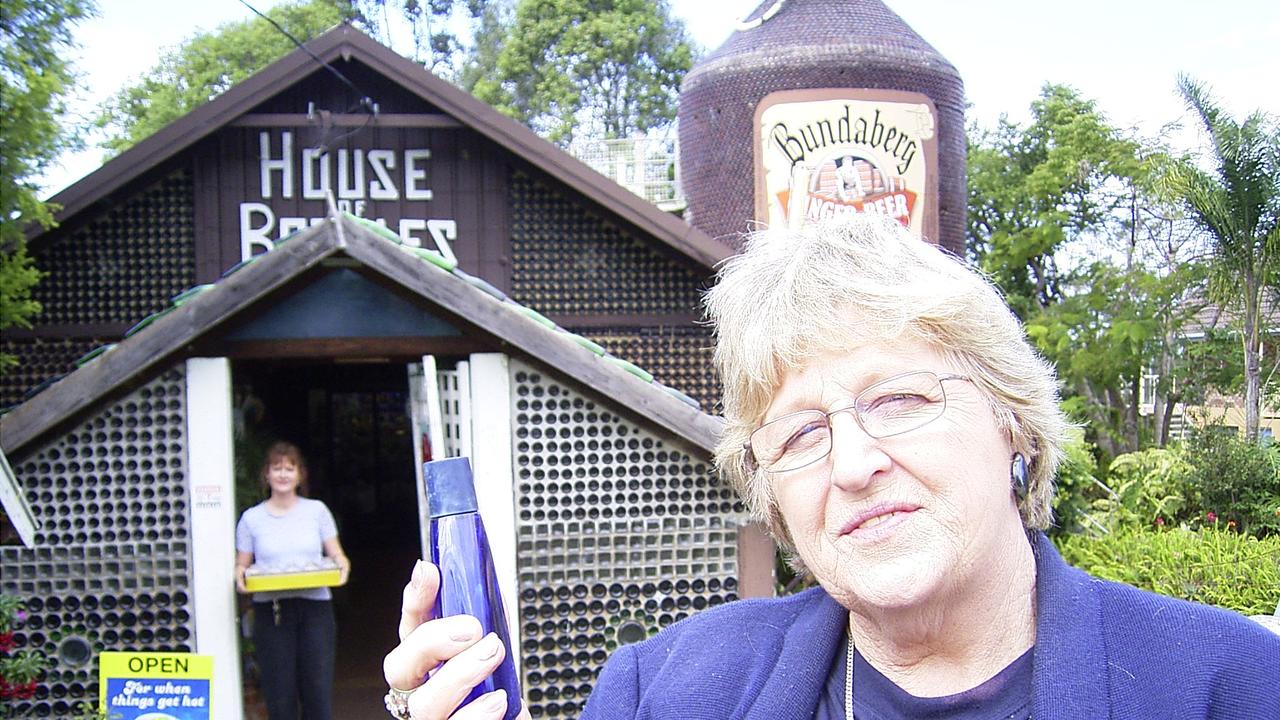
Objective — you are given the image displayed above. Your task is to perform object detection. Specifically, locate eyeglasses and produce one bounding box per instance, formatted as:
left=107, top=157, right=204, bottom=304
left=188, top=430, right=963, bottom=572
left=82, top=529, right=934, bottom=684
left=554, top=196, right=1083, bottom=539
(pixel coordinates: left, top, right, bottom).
left=745, top=371, right=971, bottom=474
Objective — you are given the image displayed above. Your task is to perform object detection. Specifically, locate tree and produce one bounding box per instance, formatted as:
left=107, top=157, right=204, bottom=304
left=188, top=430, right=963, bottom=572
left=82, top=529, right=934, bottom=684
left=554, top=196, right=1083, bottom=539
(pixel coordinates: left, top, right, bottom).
left=0, top=0, right=95, bottom=372
left=349, top=0, right=508, bottom=81
left=969, top=86, right=1151, bottom=457
left=968, top=85, right=1224, bottom=460
left=1163, top=76, right=1280, bottom=443
left=469, top=0, right=695, bottom=146
left=967, top=85, right=1145, bottom=318
left=95, top=0, right=356, bottom=154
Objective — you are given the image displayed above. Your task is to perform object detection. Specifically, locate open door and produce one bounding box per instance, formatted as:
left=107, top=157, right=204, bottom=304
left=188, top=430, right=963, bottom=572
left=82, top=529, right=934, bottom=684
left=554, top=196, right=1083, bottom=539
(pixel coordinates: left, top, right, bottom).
left=406, top=354, right=520, bottom=679
left=408, top=357, right=474, bottom=555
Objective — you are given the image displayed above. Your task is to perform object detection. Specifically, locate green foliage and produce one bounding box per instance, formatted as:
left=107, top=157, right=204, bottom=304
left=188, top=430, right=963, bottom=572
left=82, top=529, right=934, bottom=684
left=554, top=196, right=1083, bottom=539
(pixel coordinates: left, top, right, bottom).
left=1161, top=76, right=1280, bottom=442
left=470, top=0, right=695, bottom=145
left=1055, top=525, right=1280, bottom=616
left=0, top=0, right=95, bottom=372
left=1183, top=426, right=1280, bottom=537
left=1100, top=446, right=1198, bottom=525
left=967, top=84, right=1144, bottom=317
left=965, top=85, right=1208, bottom=460
left=1025, top=261, right=1164, bottom=454
left=95, top=0, right=353, bottom=154
left=1173, top=327, right=1245, bottom=404
left=351, top=0, right=507, bottom=79
left=1050, top=427, right=1101, bottom=535
left=1, top=595, right=46, bottom=703
left=1053, top=427, right=1279, bottom=540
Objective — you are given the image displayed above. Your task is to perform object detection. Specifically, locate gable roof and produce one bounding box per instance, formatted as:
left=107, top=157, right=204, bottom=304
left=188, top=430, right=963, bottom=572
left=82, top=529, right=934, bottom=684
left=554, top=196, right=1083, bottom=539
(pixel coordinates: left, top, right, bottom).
left=0, top=204, right=723, bottom=457
left=39, top=24, right=730, bottom=269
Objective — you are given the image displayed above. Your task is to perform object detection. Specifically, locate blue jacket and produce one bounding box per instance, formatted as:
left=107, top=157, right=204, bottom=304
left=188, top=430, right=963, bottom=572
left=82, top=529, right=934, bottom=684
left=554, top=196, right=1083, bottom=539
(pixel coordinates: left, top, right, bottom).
left=581, top=532, right=1280, bottom=719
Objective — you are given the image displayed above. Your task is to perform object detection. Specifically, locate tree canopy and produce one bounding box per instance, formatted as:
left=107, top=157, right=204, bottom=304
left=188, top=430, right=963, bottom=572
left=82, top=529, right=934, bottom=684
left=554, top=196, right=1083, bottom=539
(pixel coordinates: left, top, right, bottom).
left=0, top=0, right=95, bottom=371
left=468, top=0, right=696, bottom=146
left=95, top=0, right=355, bottom=155
left=968, top=84, right=1231, bottom=459
left=349, top=0, right=505, bottom=80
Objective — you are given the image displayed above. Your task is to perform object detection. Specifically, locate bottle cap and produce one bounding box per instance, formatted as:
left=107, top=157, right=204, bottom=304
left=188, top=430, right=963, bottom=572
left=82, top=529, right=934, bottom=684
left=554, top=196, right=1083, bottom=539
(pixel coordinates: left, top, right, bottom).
left=425, top=457, right=478, bottom=518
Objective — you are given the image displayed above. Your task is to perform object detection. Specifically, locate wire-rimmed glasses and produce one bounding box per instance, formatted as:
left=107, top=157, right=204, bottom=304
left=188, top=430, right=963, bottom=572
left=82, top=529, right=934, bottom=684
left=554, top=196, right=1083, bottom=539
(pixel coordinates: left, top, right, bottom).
left=745, top=371, right=971, bottom=474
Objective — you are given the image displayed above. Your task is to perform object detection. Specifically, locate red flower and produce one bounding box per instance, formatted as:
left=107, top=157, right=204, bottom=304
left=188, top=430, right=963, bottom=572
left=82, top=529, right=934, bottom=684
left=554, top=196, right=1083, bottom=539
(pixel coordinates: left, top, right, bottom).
left=16, top=680, right=37, bottom=699
left=1155, top=517, right=1165, bottom=526
left=0, top=632, right=15, bottom=653
left=1206, top=511, right=1218, bottom=522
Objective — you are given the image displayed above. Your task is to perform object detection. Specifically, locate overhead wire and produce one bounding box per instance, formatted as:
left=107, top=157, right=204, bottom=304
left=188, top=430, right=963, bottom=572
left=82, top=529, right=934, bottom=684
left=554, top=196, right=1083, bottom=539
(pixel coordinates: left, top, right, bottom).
left=237, top=0, right=379, bottom=153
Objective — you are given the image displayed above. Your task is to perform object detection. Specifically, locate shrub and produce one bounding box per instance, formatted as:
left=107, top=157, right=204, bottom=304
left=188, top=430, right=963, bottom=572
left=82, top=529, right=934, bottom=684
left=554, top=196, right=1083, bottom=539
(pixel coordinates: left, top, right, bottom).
left=1050, top=428, right=1102, bottom=535
left=0, top=596, right=104, bottom=717
left=0, top=596, right=41, bottom=703
left=1182, top=427, right=1280, bottom=537
left=1055, top=525, right=1280, bottom=616
left=1101, top=446, right=1199, bottom=527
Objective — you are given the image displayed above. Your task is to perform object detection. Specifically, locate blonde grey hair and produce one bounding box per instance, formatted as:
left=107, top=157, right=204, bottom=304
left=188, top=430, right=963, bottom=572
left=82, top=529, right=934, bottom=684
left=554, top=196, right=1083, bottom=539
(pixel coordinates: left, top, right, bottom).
left=705, top=217, right=1067, bottom=553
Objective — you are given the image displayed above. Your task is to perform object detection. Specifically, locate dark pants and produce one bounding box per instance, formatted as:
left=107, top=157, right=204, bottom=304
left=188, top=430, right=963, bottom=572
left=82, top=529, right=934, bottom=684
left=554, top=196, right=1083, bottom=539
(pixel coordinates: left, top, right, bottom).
left=253, top=598, right=336, bottom=720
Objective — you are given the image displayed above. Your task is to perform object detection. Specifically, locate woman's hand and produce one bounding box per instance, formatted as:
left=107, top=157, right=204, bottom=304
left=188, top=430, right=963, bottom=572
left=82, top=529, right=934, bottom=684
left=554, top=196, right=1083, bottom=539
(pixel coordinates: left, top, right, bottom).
left=382, top=560, right=531, bottom=720
left=234, top=551, right=253, bottom=594
left=333, top=555, right=351, bottom=586
left=324, top=537, right=351, bottom=586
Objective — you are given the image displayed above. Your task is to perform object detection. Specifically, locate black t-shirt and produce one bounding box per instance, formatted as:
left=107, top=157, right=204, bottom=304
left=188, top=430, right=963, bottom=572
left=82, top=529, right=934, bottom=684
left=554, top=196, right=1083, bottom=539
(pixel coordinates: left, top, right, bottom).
left=814, top=638, right=1033, bottom=720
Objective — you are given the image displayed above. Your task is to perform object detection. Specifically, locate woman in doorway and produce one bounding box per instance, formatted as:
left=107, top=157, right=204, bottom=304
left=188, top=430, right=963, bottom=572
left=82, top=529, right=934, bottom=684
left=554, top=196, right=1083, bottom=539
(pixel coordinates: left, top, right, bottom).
left=236, top=441, right=351, bottom=720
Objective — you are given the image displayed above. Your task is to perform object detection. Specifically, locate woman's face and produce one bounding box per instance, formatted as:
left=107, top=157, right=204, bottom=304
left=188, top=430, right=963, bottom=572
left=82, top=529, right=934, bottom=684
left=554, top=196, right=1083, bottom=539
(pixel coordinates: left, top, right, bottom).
left=266, top=457, right=301, bottom=497
left=764, top=336, right=1023, bottom=612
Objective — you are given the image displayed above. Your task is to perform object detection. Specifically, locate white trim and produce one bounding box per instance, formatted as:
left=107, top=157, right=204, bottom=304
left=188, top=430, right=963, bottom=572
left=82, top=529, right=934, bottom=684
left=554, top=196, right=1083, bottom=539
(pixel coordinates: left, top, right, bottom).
left=468, top=353, right=521, bottom=678
left=185, top=357, right=244, bottom=720
left=408, top=362, right=432, bottom=557
left=0, top=447, right=38, bottom=546
left=736, top=0, right=786, bottom=31
left=423, top=355, right=447, bottom=467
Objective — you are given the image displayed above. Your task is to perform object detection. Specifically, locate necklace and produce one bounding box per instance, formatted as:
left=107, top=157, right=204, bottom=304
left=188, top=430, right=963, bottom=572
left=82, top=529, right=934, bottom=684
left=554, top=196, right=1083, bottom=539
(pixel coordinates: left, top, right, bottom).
left=844, top=624, right=854, bottom=719
left=843, top=621, right=1034, bottom=720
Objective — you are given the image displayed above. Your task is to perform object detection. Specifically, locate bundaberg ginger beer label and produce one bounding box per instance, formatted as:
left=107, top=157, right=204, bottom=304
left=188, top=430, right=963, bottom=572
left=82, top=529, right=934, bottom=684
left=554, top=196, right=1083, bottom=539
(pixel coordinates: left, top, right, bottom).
left=754, top=89, right=940, bottom=241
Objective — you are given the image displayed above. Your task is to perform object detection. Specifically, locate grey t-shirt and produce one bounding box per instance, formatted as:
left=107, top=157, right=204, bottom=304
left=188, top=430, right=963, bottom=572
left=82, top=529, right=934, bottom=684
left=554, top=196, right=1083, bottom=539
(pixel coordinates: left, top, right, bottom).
left=236, top=497, right=338, bottom=602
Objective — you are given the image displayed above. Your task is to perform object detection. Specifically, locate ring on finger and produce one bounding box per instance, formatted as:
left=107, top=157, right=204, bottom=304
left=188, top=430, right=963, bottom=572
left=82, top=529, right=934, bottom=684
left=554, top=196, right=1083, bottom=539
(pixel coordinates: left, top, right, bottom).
left=384, top=685, right=414, bottom=720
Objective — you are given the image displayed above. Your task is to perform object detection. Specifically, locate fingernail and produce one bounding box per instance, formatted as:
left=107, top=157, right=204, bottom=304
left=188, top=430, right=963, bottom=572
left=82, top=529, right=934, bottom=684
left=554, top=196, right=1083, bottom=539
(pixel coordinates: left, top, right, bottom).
left=410, top=560, right=426, bottom=589
left=481, top=689, right=507, bottom=711
left=477, top=633, right=501, bottom=660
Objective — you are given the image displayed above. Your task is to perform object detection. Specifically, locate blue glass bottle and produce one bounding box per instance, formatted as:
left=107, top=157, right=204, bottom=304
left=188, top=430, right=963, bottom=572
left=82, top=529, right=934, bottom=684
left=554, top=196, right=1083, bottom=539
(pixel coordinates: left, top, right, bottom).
left=424, top=457, right=523, bottom=719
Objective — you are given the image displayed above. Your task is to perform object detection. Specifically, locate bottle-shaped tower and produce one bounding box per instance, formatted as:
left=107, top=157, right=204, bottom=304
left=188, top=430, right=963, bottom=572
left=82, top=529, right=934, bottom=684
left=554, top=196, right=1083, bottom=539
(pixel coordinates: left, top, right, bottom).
left=678, top=0, right=965, bottom=253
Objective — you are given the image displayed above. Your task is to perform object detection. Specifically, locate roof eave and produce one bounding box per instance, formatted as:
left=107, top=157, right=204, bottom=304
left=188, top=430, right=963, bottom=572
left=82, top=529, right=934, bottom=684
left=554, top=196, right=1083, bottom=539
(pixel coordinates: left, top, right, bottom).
left=37, top=26, right=730, bottom=269
left=0, top=219, right=344, bottom=454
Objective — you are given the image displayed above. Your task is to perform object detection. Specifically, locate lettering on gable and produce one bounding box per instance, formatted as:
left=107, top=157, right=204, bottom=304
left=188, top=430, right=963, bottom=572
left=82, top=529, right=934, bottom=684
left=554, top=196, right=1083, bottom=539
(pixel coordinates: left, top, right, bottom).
left=239, top=130, right=456, bottom=262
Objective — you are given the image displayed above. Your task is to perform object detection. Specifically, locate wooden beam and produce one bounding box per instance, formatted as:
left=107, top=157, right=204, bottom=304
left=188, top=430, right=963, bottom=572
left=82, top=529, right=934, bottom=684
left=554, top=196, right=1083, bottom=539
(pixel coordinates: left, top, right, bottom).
left=230, top=113, right=463, bottom=128
left=216, top=336, right=490, bottom=359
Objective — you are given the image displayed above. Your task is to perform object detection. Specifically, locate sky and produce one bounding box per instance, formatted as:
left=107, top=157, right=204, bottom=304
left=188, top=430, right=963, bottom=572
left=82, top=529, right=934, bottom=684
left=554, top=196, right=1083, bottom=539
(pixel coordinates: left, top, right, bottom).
left=40, top=0, right=1280, bottom=196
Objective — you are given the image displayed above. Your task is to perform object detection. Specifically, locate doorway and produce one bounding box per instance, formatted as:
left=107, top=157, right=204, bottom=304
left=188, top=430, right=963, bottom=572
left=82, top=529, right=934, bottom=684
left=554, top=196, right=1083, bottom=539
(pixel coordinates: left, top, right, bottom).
left=232, top=360, right=421, bottom=718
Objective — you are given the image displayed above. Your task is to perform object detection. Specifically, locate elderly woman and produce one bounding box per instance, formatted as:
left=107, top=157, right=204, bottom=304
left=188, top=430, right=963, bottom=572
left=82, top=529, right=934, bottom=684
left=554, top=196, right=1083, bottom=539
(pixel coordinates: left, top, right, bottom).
left=383, top=218, right=1279, bottom=719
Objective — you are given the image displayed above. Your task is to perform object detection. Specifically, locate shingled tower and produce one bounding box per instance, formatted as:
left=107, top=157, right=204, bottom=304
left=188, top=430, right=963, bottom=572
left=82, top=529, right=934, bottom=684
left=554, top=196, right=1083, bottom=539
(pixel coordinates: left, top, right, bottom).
left=678, top=0, right=965, bottom=253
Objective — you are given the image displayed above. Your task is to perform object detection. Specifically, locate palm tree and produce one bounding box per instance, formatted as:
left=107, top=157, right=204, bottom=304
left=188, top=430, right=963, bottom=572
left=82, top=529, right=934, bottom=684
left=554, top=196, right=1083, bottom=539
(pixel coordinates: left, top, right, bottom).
left=1164, top=75, right=1280, bottom=443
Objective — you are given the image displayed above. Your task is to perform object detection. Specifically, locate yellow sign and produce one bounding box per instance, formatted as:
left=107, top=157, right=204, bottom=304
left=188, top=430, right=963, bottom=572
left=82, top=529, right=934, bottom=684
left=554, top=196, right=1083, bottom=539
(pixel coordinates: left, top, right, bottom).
left=755, top=89, right=940, bottom=242
left=99, top=652, right=213, bottom=720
